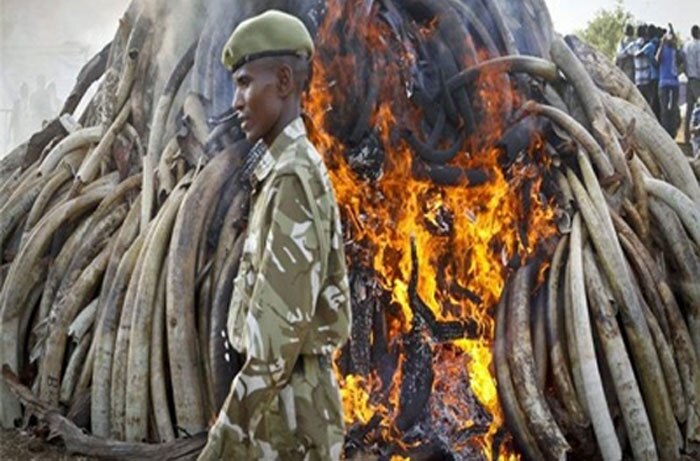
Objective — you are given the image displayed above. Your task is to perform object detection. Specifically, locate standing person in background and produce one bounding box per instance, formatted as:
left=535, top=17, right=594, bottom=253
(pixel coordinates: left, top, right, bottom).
left=633, top=25, right=655, bottom=106
left=691, top=98, right=700, bottom=157
left=682, top=25, right=700, bottom=144
left=29, top=75, right=51, bottom=130
left=46, top=82, right=62, bottom=116
left=9, top=82, right=31, bottom=148
left=656, top=25, right=681, bottom=137
left=640, top=25, right=662, bottom=118
left=616, top=24, right=636, bottom=82
left=620, top=25, right=654, bottom=105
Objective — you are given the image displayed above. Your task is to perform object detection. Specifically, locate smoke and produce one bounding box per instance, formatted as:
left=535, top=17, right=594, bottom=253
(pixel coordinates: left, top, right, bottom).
left=0, top=0, right=130, bottom=153
left=0, top=0, right=367, bottom=156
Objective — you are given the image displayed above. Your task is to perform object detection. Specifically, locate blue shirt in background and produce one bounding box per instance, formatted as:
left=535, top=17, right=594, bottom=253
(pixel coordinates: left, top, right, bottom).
left=641, top=38, right=659, bottom=80
left=658, top=43, right=679, bottom=88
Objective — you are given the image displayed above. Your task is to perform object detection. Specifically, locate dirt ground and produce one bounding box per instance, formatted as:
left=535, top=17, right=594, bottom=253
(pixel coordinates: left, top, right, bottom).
left=0, top=428, right=88, bottom=461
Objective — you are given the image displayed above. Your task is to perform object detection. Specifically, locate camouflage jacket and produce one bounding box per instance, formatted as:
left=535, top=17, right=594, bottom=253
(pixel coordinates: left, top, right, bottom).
left=200, top=117, right=351, bottom=458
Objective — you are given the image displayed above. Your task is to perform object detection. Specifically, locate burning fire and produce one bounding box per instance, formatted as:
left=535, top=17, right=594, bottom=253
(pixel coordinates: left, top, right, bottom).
left=304, top=1, right=556, bottom=458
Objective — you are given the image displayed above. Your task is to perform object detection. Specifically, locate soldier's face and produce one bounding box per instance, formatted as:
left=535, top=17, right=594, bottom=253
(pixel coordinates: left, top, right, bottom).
left=232, top=61, right=283, bottom=144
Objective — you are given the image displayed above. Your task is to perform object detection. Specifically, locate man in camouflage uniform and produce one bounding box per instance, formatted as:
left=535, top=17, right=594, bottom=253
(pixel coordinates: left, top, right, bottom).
left=198, top=10, right=351, bottom=461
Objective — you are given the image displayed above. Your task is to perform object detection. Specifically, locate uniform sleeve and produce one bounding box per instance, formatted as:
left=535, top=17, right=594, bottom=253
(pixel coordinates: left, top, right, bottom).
left=199, top=173, right=321, bottom=459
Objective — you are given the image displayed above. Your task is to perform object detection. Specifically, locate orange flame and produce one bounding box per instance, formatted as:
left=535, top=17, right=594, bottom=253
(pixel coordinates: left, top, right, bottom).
left=305, top=1, right=556, bottom=458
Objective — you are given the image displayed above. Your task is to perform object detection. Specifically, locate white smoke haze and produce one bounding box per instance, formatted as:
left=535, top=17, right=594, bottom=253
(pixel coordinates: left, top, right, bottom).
left=0, top=0, right=130, bottom=153
left=5, top=0, right=690, bottom=157
left=0, top=0, right=217, bottom=156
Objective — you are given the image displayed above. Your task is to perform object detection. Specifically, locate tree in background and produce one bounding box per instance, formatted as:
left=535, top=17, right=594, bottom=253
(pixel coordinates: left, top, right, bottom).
left=577, top=0, right=634, bottom=60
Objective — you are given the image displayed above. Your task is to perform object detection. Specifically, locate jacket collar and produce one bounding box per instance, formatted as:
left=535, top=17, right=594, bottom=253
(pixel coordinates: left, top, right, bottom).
left=252, top=117, right=307, bottom=185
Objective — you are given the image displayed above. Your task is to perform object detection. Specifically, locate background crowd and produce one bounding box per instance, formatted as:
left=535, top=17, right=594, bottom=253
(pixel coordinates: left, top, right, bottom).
left=616, top=23, right=700, bottom=156
left=6, top=75, right=62, bottom=149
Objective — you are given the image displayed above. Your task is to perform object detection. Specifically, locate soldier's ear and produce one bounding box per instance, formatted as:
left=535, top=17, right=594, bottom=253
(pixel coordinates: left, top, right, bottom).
left=276, top=63, right=294, bottom=98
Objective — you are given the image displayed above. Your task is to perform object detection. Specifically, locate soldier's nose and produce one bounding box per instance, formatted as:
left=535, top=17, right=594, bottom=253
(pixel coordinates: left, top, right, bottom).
left=232, top=90, right=244, bottom=112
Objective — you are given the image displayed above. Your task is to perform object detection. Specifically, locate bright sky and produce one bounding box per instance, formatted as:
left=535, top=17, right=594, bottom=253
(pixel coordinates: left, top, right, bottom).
left=545, top=0, right=699, bottom=39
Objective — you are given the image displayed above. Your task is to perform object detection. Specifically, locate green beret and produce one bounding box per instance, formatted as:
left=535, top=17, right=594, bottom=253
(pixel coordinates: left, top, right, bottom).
left=221, top=10, right=314, bottom=72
